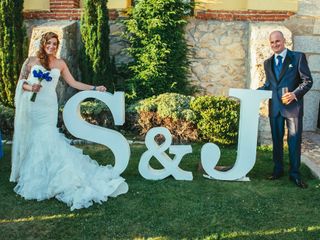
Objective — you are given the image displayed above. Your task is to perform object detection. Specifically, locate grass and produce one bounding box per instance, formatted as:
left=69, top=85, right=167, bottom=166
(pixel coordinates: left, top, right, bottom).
left=0, top=143, right=319, bottom=240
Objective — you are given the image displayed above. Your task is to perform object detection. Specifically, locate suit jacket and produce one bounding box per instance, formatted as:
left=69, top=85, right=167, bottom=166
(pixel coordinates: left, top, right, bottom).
left=259, top=49, right=313, bottom=118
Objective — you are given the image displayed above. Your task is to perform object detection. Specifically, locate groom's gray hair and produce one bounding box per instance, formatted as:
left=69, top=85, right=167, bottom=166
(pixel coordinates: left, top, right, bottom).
left=269, top=30, right=284, bottom=39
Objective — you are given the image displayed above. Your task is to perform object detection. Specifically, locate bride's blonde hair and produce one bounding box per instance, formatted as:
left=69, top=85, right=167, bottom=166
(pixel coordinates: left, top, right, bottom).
left=37, top=32, right=60, bottom=70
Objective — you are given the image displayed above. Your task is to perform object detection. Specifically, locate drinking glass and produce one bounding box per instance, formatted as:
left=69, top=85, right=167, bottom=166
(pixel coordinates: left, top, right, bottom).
left=281, top=87, right=288, bottom=104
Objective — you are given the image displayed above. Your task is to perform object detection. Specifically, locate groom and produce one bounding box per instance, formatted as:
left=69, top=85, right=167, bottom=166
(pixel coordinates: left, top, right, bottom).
left=258, top=30, right=313, bottom=188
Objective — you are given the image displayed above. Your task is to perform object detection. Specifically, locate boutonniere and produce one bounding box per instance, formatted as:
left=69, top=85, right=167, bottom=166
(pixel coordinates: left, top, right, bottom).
left=289, top=64, right=293, bottom=68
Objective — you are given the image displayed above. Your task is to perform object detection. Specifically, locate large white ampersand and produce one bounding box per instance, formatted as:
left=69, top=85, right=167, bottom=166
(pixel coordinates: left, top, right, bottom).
left=139, top=127, right=193, bottom=180
left=63, top=91, right=130, bottom=175
left=201, top=89, right=271, bottom=181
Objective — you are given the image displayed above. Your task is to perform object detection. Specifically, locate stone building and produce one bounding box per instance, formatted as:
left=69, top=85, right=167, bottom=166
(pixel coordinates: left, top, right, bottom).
left=23, top=0, right=320, bottom=143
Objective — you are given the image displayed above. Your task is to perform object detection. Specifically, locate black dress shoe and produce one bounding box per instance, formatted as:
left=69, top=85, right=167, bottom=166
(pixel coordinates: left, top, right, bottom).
left=267, top=172, right=284, bottom=180
left=289, top=177, right=308, bottom=189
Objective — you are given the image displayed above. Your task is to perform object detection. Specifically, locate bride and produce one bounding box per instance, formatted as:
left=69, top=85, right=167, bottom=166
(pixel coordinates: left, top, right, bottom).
left=11, top=32, right=128, bottom=210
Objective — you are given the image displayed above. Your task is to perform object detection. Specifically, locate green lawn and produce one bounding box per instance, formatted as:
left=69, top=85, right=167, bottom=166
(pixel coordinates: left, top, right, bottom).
left=0, top=143, right=319, bottom=240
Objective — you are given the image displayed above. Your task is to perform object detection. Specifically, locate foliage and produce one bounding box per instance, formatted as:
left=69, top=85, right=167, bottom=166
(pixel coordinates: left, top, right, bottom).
left=0, top=144, right=319, bottom=240
left=190, top=95, right=240, bottom=145
left=0, top=0, right=27, bottom=108
left=57, top=101, right=139, bottom=138
left=134, top=93, right=197, bottom=143
left=137, top=111, right=198, bottom=143
left=134, top=93, right=240, bottom=145
left=135, top=92, right=196, bottom=122
left=80, top=0, right=114, bottom=88
left=0, top=104, right=14, bottom=139
left=123, top=0, right=194, bottom=101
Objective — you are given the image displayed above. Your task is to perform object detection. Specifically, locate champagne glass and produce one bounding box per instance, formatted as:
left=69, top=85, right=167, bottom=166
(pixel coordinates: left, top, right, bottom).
left=281, top=87, right=288, bottom=104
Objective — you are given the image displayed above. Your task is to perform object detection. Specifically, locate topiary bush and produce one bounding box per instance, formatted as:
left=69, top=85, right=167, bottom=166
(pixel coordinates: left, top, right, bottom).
left=190, top=96, right=240, bottom=145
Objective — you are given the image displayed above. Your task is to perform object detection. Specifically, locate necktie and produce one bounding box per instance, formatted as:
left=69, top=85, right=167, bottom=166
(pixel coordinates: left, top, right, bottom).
left=275, top=55, right=283, bottom=79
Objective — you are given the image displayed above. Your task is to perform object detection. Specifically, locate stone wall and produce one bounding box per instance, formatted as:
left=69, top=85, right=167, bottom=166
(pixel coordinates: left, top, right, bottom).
left=284, top=0, right=320, bottom=132
left=109, top=21, right=131, bottom=66
left=186, top=20, right=248, bottom=96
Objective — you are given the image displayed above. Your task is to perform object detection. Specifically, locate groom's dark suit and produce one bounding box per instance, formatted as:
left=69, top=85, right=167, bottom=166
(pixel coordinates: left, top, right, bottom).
left=259, top=49, right=313, bottom=180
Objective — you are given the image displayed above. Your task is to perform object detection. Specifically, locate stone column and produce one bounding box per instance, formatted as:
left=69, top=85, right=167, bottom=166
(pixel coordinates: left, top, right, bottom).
left=285, top=0, right=320, bottom=131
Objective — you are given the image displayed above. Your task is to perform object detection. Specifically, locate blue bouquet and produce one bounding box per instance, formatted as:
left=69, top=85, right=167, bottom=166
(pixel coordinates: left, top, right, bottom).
left=30, top=69, right=52, bottom=102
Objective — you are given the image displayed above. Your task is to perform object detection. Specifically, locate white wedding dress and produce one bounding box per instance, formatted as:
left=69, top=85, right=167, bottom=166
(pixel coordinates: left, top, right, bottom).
left=10, top=65, right=128, bottom=210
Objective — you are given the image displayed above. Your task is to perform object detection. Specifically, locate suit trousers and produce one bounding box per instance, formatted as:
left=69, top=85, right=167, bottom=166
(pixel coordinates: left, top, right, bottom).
left=270, top=114, right=303, bottom=179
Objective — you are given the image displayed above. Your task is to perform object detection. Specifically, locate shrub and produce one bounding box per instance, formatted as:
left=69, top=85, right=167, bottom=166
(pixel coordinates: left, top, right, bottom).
left=135, top=93, right=196, bottom=122
left=58, top=101, right=138, bottom=139
left=135, top=93, right=198, bottom=143
left=0, top=0, right=27, bottom=108
left=57, top=94, right=240, bottom=146
left=0, top=104, right=15, bottom=139
left=123, top=0, right=195, bottom=101
left=190, top=96, right=240, bottom=145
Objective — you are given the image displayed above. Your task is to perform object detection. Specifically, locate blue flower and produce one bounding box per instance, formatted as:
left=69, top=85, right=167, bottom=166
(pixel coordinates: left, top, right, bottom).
left=30, top=69, right=52, bottom=102
left=32, top=69, right=52, bottom=82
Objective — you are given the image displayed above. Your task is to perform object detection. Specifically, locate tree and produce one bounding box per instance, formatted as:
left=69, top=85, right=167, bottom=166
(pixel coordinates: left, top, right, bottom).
left=0, top=0, right=27, bottom=108
left=80, top=0, right=114, bottom=89
left=124, top=0, right=194, bottom=101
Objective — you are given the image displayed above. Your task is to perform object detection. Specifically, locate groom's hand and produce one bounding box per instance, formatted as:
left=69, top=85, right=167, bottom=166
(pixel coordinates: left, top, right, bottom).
left=281, top=92, right=297, bottom=105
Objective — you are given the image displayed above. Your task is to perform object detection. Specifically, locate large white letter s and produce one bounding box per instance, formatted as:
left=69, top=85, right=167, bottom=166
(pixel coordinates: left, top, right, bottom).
left=63, top=91, right=130, bottom=175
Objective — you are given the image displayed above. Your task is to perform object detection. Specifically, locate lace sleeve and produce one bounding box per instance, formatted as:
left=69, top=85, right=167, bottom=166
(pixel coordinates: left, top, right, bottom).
left=19, top=58, right=31, bottom=80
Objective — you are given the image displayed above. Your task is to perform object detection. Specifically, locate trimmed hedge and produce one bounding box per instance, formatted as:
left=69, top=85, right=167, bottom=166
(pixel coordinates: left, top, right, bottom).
left=190, top=96, right=240, bottom=145
left=134, top=93, right=198, bottom=143
left=135, top=93, right=240, bottom=145
left=134, top=93, right=196, bottom=122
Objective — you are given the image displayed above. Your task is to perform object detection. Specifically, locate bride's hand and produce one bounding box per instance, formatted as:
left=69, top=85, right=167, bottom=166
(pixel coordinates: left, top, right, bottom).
left=96, top=86, right=107, bottom=92
left=32, top=84, right=42, bottom=93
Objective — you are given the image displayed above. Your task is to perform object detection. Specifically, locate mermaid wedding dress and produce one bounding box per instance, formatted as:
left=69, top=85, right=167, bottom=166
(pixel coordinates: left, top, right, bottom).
left=10, top=65, right=128, bottom=210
